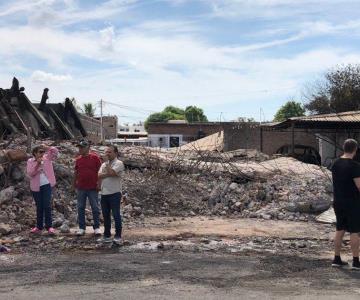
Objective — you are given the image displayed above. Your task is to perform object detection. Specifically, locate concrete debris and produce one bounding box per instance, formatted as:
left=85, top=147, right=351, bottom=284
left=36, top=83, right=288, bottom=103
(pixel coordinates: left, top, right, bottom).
left=0, top=244, right=10, bottom=253
left=0, top=223, right=12, bottom=236
left=0, top=186, right=15, bottom=205
left=0, top=134, right=335, bottom=251
left=59, top=222, right=70, bottom=234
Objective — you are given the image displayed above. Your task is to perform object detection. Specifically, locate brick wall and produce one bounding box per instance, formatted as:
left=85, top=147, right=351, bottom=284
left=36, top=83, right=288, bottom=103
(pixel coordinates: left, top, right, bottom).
left=223, top=123, right=318, bottom=154
left=79, top=114, right=101, bottom=143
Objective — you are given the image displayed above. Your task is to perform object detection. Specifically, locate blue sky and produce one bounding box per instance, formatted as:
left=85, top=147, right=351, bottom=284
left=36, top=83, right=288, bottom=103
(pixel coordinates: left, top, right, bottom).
left=1, top=0, right=360, bottom=123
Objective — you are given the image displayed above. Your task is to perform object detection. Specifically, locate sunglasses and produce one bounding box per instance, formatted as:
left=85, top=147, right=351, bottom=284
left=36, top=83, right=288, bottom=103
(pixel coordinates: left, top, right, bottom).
left=38, top=150, right=45, bottom=154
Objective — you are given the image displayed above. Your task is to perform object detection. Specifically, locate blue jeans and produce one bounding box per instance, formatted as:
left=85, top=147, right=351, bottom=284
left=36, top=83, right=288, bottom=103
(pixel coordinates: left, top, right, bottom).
left=77, top=189, right=100, bottom=230
left=101, top=192, right=122, bottom=238
left=32, top=184, right=52, bottom=230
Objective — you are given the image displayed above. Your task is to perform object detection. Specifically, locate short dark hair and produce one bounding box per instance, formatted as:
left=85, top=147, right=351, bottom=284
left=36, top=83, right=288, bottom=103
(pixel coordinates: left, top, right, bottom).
left=343, top=139, right=358, bottom=153
left=106, top=144, right=118, bottom=154
left=32, top=145, right=43, bottom=156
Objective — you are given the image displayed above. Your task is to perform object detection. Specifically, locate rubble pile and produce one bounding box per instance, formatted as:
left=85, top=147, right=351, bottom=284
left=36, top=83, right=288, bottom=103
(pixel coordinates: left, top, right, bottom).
left=0, top=137, right=333, bottom=241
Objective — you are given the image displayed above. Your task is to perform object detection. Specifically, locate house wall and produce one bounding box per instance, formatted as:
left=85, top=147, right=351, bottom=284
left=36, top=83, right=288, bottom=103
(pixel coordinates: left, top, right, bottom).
left=147, top=123, right=223, bottom=147
left=79, top=114, right=101, bottom=143
left=95, top=116, right=118, bottom=139
left=148, top=134, right=183, bottom=148
left=318, top=132, right=360, bottom=166
left=147, top=122, right=319, bottom=154
left=223, top=123, right=318, bottom=155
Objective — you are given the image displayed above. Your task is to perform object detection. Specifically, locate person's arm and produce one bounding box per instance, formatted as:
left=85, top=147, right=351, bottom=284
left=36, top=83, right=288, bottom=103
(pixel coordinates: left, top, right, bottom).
left=354, top=178, right=360, bottom=192
left=98, top=161, right=124, bottom=178
left=26, top=158, right=42, bottom=177
left=352, top=163, right=360, bottom=192
left=44, top=146, right=59, bottom=161
left=98, top=163, right=108, bottom=179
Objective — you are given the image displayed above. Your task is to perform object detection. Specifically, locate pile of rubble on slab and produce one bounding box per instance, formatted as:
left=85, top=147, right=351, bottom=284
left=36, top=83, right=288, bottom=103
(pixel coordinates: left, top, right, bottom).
left=0, top=136, right=333, bottom=241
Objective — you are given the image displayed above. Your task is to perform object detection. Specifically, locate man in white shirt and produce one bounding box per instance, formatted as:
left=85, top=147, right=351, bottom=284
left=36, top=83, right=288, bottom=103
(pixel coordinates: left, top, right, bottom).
left=98, top=145, right=124, bottom=244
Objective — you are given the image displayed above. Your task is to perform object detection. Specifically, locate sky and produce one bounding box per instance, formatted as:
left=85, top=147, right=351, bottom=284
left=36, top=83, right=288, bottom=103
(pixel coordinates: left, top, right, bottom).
left=1, top=0, right=360, bottom=123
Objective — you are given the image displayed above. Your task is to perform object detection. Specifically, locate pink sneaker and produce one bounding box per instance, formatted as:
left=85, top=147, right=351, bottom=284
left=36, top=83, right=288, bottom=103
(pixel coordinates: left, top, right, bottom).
left=30, top=227, right=42, bottom=234
left=48, top=227, right=56, bottom=235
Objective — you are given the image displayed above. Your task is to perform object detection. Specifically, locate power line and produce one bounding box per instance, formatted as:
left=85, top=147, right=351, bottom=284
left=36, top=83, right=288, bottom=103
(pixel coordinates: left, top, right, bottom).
left=101, top=100, right=156, bottom=114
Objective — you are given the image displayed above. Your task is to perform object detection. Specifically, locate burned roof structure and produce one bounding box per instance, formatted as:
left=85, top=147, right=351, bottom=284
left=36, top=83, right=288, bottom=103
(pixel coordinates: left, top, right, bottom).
left=0, top=77, right=87, bottom=140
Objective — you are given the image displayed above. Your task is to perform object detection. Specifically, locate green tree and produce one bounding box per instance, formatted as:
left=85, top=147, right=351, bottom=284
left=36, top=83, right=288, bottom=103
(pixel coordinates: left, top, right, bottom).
left=236, top=117, right=256, bottom=122
left=304, top=64, right=360, bottom=114
left=144, top=105, right=208, bottom=130
left=163, top=106, right=185, bottom=117
left=184, top=106, right=208, bottom=122
left=274, top=101, right=305, bottom=122
left=83, top=103, right=95, bottom=117
left=144, top=108, right=185, bottom=130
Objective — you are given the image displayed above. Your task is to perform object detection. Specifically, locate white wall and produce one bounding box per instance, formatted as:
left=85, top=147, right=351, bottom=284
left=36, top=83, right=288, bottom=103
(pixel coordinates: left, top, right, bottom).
left=148, top=134, right=183, bottom=148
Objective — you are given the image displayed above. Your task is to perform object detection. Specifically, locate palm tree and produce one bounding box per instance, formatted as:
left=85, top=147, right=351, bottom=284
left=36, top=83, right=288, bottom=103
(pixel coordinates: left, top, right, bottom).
left=83, top=103, right=95, bottom=117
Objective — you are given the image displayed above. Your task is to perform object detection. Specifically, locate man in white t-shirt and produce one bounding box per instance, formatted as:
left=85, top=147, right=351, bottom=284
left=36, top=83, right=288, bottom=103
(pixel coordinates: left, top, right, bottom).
left=98, top=145, right=124, bottom=244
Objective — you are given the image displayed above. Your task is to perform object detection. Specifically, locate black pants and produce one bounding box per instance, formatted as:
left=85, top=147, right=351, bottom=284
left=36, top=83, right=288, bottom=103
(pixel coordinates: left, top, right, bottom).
left=32, top=184, right=52, bottom=230
left=101, top=192, right=122, bottom=238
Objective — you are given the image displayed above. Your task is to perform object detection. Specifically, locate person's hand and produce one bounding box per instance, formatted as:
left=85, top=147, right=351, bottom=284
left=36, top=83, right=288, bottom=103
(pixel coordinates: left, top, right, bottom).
left=36, top=157, right=44, bottom=165
left=41, top=144, right=50, bottom=150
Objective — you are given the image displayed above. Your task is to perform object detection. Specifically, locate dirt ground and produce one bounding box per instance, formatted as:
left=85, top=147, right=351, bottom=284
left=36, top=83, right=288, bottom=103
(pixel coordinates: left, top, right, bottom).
left=1, top=217, right=360, bottom=299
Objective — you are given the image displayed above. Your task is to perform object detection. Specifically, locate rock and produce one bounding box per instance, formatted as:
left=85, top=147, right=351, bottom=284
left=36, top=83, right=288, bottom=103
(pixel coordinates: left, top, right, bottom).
left=157, top=242, right=165, bottom=249
left=0, top=245, right=10, bottom=253
left=261, top=214, right=272, bottom=220
left=257, top=190, right=266, bottom=201
left=59, top=223, right=70, bottom=233
left=11, top=166, right=24, bottom=181
left=0, top=213, right=7, bottom=223
left=53, top=217, right=64, bottom=228
left=124, top=204, right=133, bottom=212
left=247, top=201, right=256, bottom=209
left=200, top=238, right=210, bottom=244
left=0, top=186, right=15, bottom=205
left=0, top=223, right=12, bottom=236
left=277, top=213, right=285, bottom=220
left=229, top=182, right=238, bottom=190
left=133, top=206, right=142, bottom=215
left=189, top=211, right=196, bottom=216
left=296, top=242, right=307, bottom=248
left=6, top=149, right=27, bottom=162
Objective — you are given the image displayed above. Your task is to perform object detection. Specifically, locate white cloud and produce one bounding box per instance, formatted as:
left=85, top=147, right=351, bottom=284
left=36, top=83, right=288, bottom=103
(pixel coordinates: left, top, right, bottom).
left=0, top=0, right=139, bottom=27
left=31, top=70, right=72, bottom=82
left=1, top=0, right=360, bottom=121
left=100, top=26, right=116, bottom=51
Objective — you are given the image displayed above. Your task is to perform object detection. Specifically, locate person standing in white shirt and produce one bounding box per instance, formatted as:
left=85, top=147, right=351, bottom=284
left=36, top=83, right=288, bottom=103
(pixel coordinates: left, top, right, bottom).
left=98, top=145, right=124, bottom=244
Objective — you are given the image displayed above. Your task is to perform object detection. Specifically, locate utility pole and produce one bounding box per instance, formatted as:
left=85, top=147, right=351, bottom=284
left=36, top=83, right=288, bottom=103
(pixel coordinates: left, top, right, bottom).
left=100, top=99, right=104, bottom=143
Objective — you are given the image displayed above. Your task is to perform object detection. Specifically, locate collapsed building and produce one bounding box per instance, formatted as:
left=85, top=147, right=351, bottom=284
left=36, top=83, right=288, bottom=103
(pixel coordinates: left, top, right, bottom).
left=0, top=78, right=87, bottom=141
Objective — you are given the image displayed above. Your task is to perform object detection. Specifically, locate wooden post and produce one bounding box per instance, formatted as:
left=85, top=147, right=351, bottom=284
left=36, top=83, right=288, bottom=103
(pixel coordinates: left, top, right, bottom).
left=260, top=126, right=263, bottom=152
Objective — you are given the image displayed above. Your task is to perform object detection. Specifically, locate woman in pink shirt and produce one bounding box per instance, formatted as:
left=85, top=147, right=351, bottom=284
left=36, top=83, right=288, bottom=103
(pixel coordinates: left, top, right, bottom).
left=26, top=144, right=58, bottom=234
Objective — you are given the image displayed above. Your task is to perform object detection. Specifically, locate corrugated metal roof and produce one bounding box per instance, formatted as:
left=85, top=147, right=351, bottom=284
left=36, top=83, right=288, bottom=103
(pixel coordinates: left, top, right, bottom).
left=267, top=110, right=360, bottom=130
left=289, top=110, right=360, bottom=122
